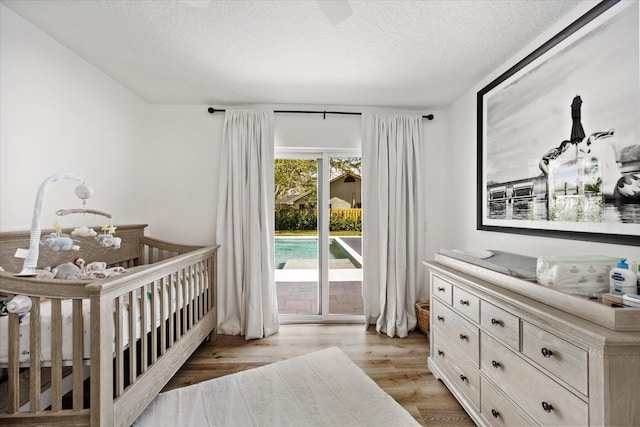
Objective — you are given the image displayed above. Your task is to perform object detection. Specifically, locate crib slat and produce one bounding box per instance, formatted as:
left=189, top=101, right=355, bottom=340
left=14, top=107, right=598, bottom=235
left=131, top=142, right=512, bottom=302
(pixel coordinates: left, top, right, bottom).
left=207, top=259, right=212, bottom=309
left=128, top=290, right=136, bottom=385
left=186, top=266, right=192, bottom=330
left=194, top=264, right=198, bottom=323
left=141, top=283, right=148, bottom=373
left=202, top=261, right=207, bottom=317
left=199, top=261, right=204, bottom=319
left=30, top=298, right=41, bottom=412
left=204, top=259, right=210, bottom=312
left=195, top=263, right=200, bottom=322
left=51, top=299, right=63, bottom=411
left=150, top=281, right=157, bottom=364
left=182, top=268, right=188, bottom=333
left=175, top=271, right=181, bottom=343
left=162, top=275, right=169, bottom=354
left=7, top=313, right=19, bottom=413
left=72, top=299, right=84, bottom=410
left=194, top=263, right=200, bottom=323
left=115, top=296, right=124, bottom=396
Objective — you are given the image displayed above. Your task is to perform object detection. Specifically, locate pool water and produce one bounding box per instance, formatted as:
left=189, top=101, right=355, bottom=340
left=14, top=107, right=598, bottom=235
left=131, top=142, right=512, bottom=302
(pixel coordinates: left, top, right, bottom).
left=274, top=238, right=359, bottom=269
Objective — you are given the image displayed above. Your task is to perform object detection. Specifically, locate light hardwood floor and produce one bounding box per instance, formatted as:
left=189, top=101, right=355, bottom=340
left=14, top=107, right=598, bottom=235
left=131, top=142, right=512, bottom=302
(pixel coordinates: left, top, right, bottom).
left=164, top=324, right=475, bottom=426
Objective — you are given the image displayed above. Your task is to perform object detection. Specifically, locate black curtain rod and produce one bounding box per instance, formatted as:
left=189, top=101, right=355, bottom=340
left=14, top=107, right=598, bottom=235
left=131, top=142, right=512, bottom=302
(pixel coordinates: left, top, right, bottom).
left=207, top=107, right=434, bottom=121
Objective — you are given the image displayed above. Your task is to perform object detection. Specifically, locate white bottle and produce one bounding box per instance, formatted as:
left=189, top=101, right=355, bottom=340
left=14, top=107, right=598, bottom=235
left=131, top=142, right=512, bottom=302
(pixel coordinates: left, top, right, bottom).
left=610, top=258, right=637, bottom=295
left=6, top=295, right=32, bottom=314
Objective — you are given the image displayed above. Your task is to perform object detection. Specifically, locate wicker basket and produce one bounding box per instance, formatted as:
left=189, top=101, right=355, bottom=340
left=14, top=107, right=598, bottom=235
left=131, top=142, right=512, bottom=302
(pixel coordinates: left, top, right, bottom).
left=415, top=301, right=430, bottom=334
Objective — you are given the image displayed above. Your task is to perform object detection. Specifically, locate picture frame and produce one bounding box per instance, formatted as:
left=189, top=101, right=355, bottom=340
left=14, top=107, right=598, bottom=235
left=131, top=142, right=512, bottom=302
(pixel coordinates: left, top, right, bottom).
left=477, top=0, right=640, bottom=246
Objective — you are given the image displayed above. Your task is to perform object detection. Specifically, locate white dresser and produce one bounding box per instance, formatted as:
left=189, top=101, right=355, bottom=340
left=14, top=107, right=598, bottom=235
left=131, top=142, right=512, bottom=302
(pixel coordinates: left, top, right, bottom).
left=425, top=256, right=640, bottom=426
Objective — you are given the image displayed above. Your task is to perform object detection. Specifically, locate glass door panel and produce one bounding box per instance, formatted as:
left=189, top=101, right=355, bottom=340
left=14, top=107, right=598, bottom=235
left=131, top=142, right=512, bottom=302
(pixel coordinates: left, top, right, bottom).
left=328, top=156, right=363, bottom=315
left=274, top=158, right=319, bottom=315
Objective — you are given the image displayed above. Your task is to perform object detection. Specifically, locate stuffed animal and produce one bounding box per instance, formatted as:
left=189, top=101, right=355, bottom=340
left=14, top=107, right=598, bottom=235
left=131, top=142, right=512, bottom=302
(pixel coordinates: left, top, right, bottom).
left=86, top=261, right=107, bottom=271
left=40, top=233, right=78, bottom=251
left=77, top=258, right=127, bottom=279
left=35, top=266, right=58, bottom=280
left=53, top=261, right=82, bottom=280
left=95, top=234, right=121, bottom=248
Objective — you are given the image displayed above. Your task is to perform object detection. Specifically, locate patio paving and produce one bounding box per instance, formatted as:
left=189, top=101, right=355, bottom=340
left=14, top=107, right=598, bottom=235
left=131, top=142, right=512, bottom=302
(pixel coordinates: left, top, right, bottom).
left=339, top=237, right=362, bottom=256
left=276, top=281, right=364, bottom=315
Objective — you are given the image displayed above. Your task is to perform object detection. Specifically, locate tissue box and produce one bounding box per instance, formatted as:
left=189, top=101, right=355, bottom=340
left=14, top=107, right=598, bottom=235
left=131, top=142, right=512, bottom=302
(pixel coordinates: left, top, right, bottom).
left=536, top=255, right=619, bottom=298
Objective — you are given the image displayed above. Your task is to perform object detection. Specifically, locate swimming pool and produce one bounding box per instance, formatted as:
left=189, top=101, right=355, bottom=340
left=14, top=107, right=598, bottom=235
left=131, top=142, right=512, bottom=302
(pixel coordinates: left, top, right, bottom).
left=274, top=238, right=361, bottom=269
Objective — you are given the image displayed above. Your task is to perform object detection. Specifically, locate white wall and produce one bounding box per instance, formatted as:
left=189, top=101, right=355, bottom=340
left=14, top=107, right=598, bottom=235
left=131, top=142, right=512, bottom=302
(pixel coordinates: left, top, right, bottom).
left=275, top=110, right=361, bottom=150
left=0, top=5, right=147, bottom=234
left=441, top=0, right=640, bottom=261
left=142, top=105, right=223, bottom=245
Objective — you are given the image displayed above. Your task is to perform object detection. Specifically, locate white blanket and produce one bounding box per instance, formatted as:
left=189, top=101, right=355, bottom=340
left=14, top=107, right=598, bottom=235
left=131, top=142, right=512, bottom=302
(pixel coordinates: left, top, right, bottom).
left=134, top=347, right=420, bottom=427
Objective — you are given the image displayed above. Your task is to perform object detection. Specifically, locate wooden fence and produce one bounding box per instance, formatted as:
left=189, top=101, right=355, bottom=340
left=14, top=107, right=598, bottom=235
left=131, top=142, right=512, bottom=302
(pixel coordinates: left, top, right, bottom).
left=330, top=208, right=361, bottom=220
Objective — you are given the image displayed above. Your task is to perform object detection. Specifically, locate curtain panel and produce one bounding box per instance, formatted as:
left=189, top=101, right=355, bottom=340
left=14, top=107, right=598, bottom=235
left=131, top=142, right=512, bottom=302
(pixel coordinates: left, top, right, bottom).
left=216, top=109, right=279, bottom=339
left=361, top=113, right=426, bottom=338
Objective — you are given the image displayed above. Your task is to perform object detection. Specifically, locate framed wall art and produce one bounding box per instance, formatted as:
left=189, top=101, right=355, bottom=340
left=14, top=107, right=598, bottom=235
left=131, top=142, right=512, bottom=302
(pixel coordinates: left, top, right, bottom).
left=477, top=0, right=640, bottom=246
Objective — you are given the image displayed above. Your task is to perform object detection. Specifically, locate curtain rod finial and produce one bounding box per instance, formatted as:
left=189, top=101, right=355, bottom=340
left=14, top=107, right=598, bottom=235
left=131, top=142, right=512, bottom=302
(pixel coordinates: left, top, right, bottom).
left=425, top=114, right=434, bottom=120
left=207, top=107, right=215, bottom=114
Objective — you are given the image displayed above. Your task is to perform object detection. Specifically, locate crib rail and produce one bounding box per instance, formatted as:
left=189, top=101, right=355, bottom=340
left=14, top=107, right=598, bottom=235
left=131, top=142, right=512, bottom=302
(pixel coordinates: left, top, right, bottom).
left=0, top=242, right=219, bottom=426
left=140, top=237, right=202, bottom=264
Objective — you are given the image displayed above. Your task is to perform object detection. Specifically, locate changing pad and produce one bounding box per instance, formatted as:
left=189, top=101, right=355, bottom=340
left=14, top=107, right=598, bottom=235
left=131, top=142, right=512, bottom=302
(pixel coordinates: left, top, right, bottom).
left=438, top=249, right=538, bottom=280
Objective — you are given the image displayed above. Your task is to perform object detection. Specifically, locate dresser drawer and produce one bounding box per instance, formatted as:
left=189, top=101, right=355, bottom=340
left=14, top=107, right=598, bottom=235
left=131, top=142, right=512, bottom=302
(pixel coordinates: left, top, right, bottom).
left=480, top=301, right=520, bottom=351
left=453, top=286, right=480, bottom=323
left=433, top=332, right=480, bottom=410
left=521, top=321, right=588, bottom=396
left=432, top=299, right=480, bottom=366
left=481, top=378, right=536, bottom=427
left=432, top=275, right=453, bottom=305
left=481, top=332, right=588, bottom=426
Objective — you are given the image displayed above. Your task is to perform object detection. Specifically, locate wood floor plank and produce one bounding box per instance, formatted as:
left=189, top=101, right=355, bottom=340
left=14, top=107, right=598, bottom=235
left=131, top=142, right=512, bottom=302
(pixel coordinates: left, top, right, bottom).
left=164, top=324, right=474, bottom=426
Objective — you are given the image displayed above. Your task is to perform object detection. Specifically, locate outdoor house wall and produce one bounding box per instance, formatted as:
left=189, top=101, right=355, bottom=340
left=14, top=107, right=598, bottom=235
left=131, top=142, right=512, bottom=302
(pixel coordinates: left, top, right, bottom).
left=330, top=175, right=361, bottom=209
left=441, top=0, right=640, bottom=261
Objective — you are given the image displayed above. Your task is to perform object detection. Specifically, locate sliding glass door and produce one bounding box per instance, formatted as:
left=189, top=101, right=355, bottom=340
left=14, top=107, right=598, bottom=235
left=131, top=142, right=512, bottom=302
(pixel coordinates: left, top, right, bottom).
left=274, top=157, right=319, bottom=315
left=274, top=151, right=363, bottom=323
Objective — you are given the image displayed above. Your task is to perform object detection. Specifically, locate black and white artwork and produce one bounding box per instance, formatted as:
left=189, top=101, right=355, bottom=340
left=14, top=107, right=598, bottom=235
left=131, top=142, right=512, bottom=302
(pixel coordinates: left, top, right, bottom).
left=477, top=0, right=640, bottom=246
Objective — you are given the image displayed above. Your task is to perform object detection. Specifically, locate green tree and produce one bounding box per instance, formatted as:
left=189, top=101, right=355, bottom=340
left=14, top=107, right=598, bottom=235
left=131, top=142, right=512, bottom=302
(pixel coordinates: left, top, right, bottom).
left=330, top=157, right=361, bottom=179
left=274, top=157, right=362, bottom=205
left=274, top=159, right=317, bottom=202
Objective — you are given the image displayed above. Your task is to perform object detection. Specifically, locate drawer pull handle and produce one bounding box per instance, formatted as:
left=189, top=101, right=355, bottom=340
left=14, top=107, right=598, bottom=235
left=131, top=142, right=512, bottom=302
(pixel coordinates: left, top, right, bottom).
left=491, top=360, right=501, bottom=368
left=459, top=374, right=467, bottom=382
left=437, top=350, right=444, bottom=357
left=459, top=333, right=468, bottom=341
left=541, top=401, right=554, bottom=413
left=437, top=315, right=444, bottom=322
left=491, top=318, right=501, bottom=326
left=491, top=409, right=500, bottom=419
left=541, top=347, right=554, bottom=358
left=459, top=299, right=469, bottom=306
left=437, top=286, right=445, bottom=292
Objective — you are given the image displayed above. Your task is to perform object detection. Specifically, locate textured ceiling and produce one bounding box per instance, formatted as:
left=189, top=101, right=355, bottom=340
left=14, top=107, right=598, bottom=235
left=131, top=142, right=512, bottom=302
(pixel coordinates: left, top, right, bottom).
left=2, top=0, right=583, bottom=109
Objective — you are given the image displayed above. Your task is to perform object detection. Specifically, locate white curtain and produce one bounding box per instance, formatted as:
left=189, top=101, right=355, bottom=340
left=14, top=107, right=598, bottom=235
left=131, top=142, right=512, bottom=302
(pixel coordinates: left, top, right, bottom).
left=361, top=113, right=426, bottom=338
left=216, top=109, right=279, bottom=339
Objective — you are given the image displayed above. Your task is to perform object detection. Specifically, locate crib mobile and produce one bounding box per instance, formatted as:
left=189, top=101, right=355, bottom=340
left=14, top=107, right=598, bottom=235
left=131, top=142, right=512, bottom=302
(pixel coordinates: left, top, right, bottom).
left=15, top=172, right=120, bottom=278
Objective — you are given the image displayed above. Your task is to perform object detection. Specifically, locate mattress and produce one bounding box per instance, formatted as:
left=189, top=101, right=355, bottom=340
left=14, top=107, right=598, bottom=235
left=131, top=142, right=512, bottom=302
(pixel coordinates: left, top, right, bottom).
left=0, top=274, right=197, bottom=364
left=438, top=249, right=538, bottom=281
